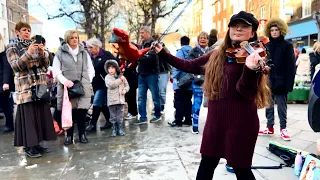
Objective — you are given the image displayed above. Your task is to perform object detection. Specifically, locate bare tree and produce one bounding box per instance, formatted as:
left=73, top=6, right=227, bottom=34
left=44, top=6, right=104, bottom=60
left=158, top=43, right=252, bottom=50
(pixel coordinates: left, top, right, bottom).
left=38, top=0, right=117, bottom=47
left=122, top=0, right=186, bottom=40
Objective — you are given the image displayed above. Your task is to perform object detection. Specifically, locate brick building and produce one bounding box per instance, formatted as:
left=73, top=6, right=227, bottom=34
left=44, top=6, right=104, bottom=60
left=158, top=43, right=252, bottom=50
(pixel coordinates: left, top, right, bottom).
left=7, top=0, right=29, bottom=42
left=193, top=0, right=203, bottom=38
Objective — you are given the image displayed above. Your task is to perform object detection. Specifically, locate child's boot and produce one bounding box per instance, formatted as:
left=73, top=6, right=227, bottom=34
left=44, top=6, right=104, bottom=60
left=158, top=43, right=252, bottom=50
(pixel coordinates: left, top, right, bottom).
left=116, top=122, right=125, bottom=136
left=111, top=123, right=117, bottom=137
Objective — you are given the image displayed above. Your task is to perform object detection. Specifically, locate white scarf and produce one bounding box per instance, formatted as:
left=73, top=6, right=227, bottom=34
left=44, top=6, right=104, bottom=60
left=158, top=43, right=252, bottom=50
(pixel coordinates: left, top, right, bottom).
left=0, top=39, right=5, bottom=53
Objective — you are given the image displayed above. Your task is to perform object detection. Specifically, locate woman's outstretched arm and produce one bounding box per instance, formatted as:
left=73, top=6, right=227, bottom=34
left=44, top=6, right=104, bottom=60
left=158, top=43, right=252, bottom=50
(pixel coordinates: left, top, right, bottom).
left=157, top=48, right=213, bottom=75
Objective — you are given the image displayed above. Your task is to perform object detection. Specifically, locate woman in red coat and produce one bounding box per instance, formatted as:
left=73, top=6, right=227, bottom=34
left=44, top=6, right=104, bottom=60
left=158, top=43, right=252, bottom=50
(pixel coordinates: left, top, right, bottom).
left=153, top=11, right=271, bottom=180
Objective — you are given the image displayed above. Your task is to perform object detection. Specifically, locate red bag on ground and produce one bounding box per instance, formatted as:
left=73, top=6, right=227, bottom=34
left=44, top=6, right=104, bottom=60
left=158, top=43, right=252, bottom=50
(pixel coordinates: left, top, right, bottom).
left=62, top=86, right=72, bottom=130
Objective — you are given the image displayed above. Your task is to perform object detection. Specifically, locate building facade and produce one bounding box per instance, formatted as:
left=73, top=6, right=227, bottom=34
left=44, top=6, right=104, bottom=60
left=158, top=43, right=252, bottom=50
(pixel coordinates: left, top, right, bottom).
left=193, top=0, right=203, bottom=38
left=212, top=0, right=234, bottom=38
left=28, top=15, right=43, bottom=37
left=284, top=0, right=320, bottom=49
left=0, top=0, right=9, bottom=44
left=7, top=0, right=29, bottom=42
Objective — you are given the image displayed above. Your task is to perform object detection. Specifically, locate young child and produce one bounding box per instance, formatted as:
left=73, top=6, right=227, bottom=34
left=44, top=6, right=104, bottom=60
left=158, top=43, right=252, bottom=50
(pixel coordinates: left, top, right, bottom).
left=105, top=60, right=130, bottom=137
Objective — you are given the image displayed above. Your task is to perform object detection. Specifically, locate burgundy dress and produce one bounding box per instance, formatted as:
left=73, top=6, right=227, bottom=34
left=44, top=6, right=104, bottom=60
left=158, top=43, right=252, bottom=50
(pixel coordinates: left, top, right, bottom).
left=158, top=49, right=261, bottom=168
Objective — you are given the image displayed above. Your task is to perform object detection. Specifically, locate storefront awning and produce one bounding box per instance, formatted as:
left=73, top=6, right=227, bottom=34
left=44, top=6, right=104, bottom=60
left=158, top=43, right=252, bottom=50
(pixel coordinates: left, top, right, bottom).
left=285, top=19, right=319, bottom=39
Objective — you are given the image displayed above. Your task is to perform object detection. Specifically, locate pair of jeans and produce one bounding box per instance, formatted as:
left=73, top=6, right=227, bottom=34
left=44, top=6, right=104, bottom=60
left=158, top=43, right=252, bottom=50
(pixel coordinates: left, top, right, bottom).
left=138, top=75, right=161, bottom=120
left=196, top=155, right=255, bottom=180
left=266, top=94, right=288, bottom=129
left=93, top=90, right=107, bottom=107
left=158, top=72, right=169, bottom=110
left=0, top=92, right=14, bottom=128
left=192, top=83, right=203, bottom=127
left=125, top=88, right=138, bottom=116
left=174, top=89, right=193, bottom=124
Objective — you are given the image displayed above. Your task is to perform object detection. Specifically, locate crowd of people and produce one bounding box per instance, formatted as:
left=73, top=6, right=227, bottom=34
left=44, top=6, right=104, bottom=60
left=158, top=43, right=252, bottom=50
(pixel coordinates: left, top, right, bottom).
left=0, top=10, right=320, bottom=179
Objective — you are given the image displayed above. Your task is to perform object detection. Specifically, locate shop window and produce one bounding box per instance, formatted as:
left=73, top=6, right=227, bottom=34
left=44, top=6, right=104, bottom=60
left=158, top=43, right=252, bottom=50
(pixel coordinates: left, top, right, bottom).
left=218, top=20, right=221, bottom=32
left=302, top=0, right=311, bottom=18
left=224, top=0, right=226, bottom=10
left=223, top=18, right=227, bottom=31
left=218, top=1, right=221, bottom=13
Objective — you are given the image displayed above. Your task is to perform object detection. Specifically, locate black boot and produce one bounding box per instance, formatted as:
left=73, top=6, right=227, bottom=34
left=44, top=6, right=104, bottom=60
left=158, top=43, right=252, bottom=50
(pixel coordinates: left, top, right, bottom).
left=79, top=133, right=88, bottom=143
left=35, top=145, right=50, bottom=153
left=86, top=106, right=101, bottom=133
left=25, top=146, right=42, bottom=158
left=100, top=106, right=112, bottom=130
left=64, top=136, right=73, bottom=146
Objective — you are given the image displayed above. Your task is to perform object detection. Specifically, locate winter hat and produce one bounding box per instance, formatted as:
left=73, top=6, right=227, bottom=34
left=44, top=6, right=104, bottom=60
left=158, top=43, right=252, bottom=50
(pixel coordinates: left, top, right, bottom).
left=105, top=59, right=120, bottom=75
left=228, top=11, right=259, bottom=31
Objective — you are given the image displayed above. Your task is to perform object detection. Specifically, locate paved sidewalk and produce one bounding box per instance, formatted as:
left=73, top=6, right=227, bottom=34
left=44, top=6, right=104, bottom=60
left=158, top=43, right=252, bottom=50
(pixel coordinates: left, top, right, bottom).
left=0, top=83, right=316, bottom=180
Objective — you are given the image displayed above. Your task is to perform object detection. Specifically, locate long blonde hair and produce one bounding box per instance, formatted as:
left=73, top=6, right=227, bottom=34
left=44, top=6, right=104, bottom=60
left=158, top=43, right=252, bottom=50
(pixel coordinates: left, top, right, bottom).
left=203, top=29, right=271, bottom=108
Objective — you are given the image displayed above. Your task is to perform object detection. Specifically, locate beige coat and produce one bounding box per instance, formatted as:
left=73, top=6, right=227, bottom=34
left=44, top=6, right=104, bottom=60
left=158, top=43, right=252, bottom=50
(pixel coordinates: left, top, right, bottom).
left=105, top=74, right=129, bottom=106
left=296, top=53, right=310, bottom=75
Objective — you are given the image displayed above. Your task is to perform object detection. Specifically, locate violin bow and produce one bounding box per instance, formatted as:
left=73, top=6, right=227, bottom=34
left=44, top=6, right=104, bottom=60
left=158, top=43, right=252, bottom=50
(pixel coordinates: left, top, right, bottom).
left=153, top=0, right=193, bottom=48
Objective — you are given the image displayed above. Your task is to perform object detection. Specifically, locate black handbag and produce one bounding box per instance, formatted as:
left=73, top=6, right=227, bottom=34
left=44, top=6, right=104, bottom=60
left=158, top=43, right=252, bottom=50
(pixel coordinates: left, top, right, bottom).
left=68, top=80, right=85, bottom=99
left=67, top=55, right=85, bottom=99
left=177, top=73, right=193, bottom=89
left=193, top=74, right=205, bottom=85
left=28, top=66, right=50, bottom=102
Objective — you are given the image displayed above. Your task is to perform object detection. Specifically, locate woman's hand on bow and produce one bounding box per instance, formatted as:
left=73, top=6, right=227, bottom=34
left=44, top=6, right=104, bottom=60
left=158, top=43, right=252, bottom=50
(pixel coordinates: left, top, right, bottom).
left=151, top=42, right=163, bottom=54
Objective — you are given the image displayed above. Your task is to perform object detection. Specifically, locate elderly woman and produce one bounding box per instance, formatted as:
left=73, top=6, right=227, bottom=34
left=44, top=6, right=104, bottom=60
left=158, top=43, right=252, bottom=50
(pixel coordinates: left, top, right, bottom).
left=85, top=38, right=116, bottom=132
left=6, top=22, right=56, bottom=158
left=0, top=33, right=14, bottom=133
left=52, top=30, right=95, bottom=145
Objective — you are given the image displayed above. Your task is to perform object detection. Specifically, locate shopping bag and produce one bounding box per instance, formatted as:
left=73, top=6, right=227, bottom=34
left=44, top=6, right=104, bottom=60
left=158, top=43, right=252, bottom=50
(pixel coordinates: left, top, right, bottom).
left=62, top=86, right=72, bottom=130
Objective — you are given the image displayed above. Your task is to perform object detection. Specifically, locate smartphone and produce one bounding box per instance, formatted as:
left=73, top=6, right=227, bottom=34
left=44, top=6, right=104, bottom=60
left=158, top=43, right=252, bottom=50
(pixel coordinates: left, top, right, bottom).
left=35, top=35, right=42, bottom=44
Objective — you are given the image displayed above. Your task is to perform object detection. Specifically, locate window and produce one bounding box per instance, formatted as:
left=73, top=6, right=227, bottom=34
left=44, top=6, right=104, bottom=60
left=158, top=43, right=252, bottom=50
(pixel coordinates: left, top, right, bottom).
left=218, top=20, right=221, bottom=32
left=223, top=18, right=227, bottom=31
left=3, top=28, right=6, bottom=39
left=8, top=8, right=13, bottom=21
left=11, top=30, right=14, bottom=39
left=230, top=0, right=233, bottom=5
left=260, top=5, right=266, bottom=19
left=213, top=22, right=216, bottom=29
left=218, top=1, right=221, bottom=13
left=224, top=0, right=227, bottom=10
left=212, top=4, right=215, bottom=16
left=302, top=0, right=311, bottom=18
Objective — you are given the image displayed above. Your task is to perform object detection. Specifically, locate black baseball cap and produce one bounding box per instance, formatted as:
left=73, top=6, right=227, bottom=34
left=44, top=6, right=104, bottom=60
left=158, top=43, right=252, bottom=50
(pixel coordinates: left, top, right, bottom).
left=228, top=11, right=259, bottom=31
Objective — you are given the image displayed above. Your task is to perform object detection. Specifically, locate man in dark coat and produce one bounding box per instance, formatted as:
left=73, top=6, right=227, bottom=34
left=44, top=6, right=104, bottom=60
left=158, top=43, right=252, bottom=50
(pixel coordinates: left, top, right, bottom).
left=133, top=26, right=162, bottom=125
left=259, top=18, right=296, bottom=141
left=0, top=35, right=15, bottom=133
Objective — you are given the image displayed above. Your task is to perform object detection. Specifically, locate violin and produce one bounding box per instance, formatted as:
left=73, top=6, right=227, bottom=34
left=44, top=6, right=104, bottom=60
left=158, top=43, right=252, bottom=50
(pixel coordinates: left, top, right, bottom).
left=226, top=41, right=272, bottom=74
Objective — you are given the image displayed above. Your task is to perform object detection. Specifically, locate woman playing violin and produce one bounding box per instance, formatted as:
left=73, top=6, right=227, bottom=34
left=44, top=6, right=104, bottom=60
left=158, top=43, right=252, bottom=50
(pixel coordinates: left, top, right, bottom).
left=153, top=11, right=271, bottom=180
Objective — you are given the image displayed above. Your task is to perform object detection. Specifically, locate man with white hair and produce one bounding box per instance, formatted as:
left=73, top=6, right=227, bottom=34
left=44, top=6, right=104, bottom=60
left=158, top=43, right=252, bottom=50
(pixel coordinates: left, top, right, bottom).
left=133, top=26, right=162, bottom=125
left=86, top=38, right=117, bottom=132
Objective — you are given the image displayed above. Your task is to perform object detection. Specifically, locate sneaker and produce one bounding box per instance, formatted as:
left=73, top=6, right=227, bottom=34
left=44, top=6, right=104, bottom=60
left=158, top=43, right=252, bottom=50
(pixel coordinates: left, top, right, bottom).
left=168, top=120, right=182, bottom=127
left=150, top=116, right=162, bottom=123
left=124, top=113, right=137, bottom=120
left=258, top=127, right=274, bottom=136
left=192, top=126, right=199, bottom=134
left=132, top=119, right=148, bottom=125
left=280, top=129, right=291, bottom=141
